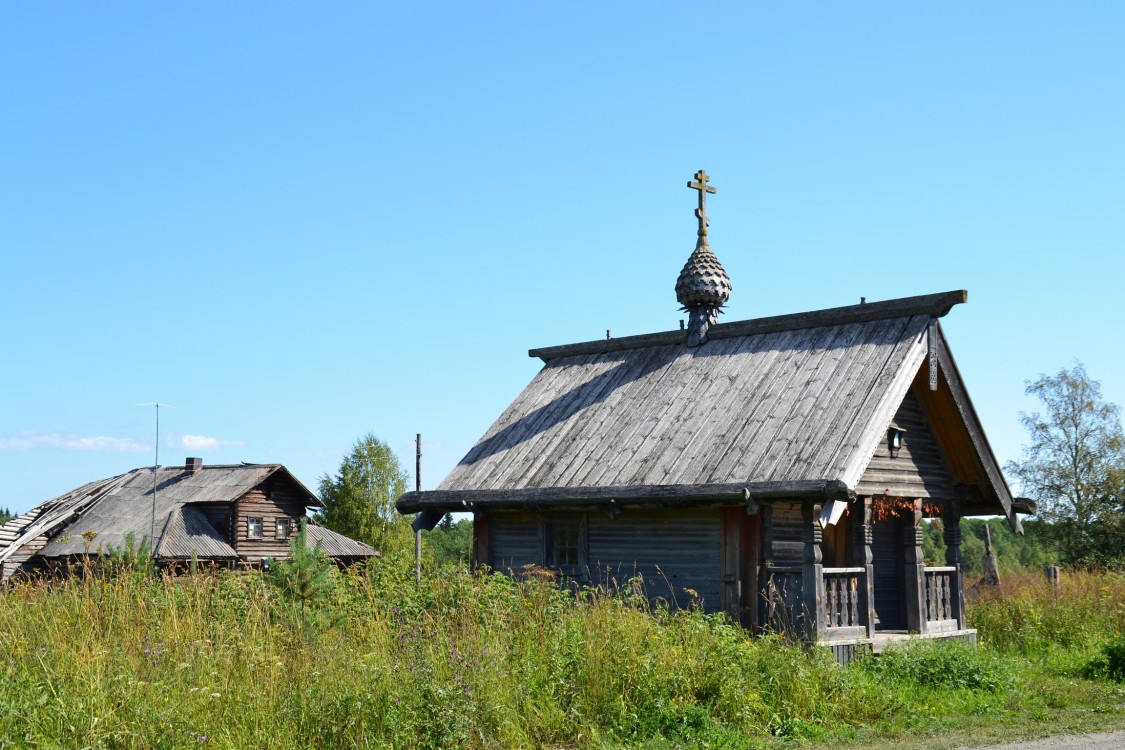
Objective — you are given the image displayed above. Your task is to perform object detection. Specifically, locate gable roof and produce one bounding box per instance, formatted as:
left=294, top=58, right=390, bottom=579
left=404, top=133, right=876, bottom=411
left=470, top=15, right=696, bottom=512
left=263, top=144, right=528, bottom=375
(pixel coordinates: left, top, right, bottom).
left=0, top=463, right=336, bottom=572
left=398, top=290, right=1020, bottom=528
left=304, top=524, right=380, bottom=559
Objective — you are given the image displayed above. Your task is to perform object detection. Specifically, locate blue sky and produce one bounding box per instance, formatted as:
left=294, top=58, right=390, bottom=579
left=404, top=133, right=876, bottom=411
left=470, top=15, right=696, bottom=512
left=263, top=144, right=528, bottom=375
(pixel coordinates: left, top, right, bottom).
left=2, top=3, right=1123, bottom=513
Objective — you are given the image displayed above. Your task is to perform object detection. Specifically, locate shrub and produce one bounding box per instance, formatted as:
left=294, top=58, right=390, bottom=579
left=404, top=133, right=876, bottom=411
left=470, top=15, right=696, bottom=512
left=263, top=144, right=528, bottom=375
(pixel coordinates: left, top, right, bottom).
left=865, top=638, right=1015, bottom=693
left=1083, top=636, right=1125, bottom=682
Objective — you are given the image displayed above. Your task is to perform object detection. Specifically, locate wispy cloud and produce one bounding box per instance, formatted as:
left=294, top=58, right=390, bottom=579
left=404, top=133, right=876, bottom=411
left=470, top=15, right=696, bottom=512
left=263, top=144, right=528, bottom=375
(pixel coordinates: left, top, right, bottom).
left=0, top=431, right=148, bottom=452
left=180, top=434, right=244, bottom=452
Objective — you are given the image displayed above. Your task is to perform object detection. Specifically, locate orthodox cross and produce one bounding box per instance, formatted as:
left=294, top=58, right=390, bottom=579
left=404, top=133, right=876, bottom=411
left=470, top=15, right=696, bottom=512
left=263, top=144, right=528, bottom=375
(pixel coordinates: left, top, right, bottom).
left=687, top=169, right=717, bottom=237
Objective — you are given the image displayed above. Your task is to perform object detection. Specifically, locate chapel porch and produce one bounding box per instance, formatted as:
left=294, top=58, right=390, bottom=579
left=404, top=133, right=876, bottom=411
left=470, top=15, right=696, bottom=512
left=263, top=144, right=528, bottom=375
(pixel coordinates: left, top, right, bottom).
left=751, top=496, right=974, bottom=662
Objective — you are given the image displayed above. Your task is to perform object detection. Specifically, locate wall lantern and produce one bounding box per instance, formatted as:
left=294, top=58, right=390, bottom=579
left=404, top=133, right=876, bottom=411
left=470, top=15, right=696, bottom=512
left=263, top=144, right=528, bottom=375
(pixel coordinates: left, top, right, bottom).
left=888, top=428, right=906, bottom=458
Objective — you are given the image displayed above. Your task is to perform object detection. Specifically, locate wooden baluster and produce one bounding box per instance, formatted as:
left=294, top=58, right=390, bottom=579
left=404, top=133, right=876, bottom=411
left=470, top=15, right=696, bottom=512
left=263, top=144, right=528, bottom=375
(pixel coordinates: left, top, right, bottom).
left=926, top=571, right=935, bottom=621
left=849, top=574, right=859, bottom=626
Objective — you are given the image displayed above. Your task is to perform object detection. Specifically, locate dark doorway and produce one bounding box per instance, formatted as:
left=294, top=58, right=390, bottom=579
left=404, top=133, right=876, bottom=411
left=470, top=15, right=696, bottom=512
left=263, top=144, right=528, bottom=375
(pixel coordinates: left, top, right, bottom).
left=871, top=516, right=905, bottom=630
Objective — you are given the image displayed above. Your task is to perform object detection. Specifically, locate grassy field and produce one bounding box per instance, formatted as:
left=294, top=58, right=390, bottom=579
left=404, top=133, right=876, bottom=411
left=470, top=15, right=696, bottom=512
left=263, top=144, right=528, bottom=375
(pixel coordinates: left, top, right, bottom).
left=0, top=559, right=1122, bottom=749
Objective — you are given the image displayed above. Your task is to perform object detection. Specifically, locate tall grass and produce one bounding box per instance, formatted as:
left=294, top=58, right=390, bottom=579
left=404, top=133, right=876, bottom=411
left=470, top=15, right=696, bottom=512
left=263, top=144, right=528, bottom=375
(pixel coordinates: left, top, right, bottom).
left=0, top=561, right=1120, bottom=748
left=967, top=570, right=1125, bottom=670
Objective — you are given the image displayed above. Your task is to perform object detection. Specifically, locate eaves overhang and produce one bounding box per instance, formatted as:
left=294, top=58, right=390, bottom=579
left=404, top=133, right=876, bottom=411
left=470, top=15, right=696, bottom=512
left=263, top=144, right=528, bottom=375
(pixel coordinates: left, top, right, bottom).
left=397, top=479, right=853, bottom=514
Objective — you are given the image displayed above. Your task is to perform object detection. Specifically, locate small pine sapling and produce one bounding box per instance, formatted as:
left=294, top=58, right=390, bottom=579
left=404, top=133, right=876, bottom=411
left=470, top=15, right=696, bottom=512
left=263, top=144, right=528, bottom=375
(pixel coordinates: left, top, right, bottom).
left=266, top=518, right=337, bottom=617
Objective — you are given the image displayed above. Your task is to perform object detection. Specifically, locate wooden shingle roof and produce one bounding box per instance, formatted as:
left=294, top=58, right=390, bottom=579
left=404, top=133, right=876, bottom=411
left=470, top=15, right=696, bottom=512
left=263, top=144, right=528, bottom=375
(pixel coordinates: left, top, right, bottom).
left=398, top=290, right=1018, bottom=525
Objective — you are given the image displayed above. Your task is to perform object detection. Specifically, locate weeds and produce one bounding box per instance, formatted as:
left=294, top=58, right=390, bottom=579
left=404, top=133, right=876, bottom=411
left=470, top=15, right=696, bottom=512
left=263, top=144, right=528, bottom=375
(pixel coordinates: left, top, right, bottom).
left=0, top=561, right=1122, bottom=748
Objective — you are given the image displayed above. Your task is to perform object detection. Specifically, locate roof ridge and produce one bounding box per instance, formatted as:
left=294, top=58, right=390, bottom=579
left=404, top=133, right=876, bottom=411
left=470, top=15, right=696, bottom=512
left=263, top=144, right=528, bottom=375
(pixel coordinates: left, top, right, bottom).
left=529, top=290, right=967, bottom=362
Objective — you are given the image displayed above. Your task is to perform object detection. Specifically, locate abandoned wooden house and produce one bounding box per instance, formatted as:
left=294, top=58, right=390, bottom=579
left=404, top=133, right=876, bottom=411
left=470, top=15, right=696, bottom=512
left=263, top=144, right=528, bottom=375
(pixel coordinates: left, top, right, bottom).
left=0, top=458, right=377, bottom=580
left=397, top=170, right=1033, bottom=660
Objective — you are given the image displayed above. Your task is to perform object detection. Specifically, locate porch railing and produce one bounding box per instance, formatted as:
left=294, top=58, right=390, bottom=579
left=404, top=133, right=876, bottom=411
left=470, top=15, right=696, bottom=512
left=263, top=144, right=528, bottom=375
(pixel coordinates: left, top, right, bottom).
left=823, top=567, right=864, bottom=628
left=923, top=566, right=961, bottom=631
left=763, top=565, right=872, bottom=641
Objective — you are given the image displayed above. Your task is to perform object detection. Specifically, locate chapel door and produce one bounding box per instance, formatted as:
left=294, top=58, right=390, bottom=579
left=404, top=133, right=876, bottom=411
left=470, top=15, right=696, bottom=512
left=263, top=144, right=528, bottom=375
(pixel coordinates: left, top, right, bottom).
left=871, top=516, right=905, bottom=630
left=721, top=508, right=760, bottom=628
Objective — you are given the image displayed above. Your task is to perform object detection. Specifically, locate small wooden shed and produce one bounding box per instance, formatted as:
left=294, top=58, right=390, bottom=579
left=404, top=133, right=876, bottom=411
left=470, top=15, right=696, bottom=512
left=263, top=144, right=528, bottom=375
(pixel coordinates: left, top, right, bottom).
left=0, top=458, right=377, bottom=579
left=398, top=171, right=1030, bottom=658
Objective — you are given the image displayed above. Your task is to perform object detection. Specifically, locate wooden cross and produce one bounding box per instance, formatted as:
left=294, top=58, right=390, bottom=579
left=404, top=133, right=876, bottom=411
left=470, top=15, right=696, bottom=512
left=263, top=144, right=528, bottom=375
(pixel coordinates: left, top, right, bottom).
left=687, top=169, right=717, bottom=236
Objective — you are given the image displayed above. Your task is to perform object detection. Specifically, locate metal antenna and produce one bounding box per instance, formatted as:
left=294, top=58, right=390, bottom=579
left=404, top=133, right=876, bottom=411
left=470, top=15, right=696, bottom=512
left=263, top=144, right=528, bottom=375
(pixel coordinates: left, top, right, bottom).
left=137, top=403, right=175, bottom=554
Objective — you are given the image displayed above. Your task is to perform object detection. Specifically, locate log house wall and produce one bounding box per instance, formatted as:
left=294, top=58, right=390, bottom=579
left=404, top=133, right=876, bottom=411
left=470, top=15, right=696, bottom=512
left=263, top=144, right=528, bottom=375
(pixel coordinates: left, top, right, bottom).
left=487, top=509, right=724, bottom=612
left=232, top=478, right=311, bottom=562
left=767, top=503, right=804, bottom=564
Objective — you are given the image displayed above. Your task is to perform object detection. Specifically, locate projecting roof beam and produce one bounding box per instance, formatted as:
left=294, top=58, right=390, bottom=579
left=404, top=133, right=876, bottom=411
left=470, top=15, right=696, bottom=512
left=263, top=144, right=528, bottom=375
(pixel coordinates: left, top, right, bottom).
left=529, top=290, right=968, bottom=362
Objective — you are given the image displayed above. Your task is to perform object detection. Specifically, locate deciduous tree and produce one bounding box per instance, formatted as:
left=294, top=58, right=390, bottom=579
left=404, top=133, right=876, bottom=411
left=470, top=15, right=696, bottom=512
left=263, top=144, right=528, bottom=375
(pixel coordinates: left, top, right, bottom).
left=316, top=433, right=412, bottom=559
left=1005, top=363, right=1125, bottom=566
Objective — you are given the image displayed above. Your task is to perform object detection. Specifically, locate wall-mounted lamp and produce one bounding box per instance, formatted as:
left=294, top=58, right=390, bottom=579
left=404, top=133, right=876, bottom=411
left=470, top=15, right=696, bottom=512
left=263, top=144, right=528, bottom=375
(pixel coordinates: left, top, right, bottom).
left=604, top=500, right=621, bottom=520
left=888, top=428, right=906, bottom=458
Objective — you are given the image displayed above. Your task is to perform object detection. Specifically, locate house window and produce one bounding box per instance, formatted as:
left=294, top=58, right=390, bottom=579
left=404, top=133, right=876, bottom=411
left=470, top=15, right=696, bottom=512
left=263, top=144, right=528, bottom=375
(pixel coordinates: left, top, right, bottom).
left=276, top=517, right=292, bottom=540
left=247, top=517, right=263, bottom=540
left=552, top=524, right=580, bottom=567
left=541, top=515, right=586, bottom=580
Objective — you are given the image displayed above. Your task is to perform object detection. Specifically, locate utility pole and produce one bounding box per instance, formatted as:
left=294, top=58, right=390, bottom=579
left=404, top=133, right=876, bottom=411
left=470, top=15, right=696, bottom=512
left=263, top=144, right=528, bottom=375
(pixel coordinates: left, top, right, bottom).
left=414, top=433, right=422, bottom=584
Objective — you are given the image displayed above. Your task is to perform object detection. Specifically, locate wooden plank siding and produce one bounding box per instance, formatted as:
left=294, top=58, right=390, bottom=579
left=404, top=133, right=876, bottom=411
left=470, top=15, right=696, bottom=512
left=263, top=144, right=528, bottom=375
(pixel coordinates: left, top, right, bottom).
left=767, top=503, right=805, bottom=564
left=856, top=389, right=960, bottom=499
left=487, top=512, right=540, bottom=573
left=232, top=480, right=309, bottom=563
left=487, top=509, right=724, bottom=613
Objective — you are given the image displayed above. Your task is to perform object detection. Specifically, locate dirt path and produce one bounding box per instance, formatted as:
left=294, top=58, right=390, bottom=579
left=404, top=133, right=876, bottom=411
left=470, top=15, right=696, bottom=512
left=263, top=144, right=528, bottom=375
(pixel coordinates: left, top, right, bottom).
left=956, top=730, right=1125, bottom=749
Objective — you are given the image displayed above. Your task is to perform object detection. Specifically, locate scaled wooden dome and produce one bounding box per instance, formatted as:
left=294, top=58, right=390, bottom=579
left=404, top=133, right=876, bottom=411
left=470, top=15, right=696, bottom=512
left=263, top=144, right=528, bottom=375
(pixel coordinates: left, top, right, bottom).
left=675, top=238, right=732, bottom=310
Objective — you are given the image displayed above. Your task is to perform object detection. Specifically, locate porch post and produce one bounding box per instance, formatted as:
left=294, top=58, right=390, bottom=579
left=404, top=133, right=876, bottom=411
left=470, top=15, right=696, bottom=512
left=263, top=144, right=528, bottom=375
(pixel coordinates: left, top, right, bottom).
left=942, top=501, right=966, bottom=629
left=758, top=503, right=775, bottom=632
left=801, top=500, right=825, bottom=643
left=851, top=496, right=876, bottom=638
left=903, top=499, right=928, bottom=633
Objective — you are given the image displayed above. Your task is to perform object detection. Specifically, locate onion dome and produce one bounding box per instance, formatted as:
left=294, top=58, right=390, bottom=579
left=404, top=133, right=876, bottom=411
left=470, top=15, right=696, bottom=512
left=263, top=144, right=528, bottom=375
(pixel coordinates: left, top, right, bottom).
left=676, top=238, right=732, bottom=310
left=678, top=169, right=732, bottom=346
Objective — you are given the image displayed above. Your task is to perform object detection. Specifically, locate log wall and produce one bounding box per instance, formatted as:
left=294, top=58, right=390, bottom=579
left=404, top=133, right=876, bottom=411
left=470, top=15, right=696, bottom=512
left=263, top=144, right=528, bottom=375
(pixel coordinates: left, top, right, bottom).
left=232, top=480, right=309, bottom=562
left=486, top=508, right=724, bottom=613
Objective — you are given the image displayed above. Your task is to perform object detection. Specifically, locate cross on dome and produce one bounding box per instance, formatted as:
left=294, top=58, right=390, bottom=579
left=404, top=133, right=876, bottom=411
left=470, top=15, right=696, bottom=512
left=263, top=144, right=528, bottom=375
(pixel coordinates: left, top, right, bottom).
left=686, top=169, right=717, bottom=237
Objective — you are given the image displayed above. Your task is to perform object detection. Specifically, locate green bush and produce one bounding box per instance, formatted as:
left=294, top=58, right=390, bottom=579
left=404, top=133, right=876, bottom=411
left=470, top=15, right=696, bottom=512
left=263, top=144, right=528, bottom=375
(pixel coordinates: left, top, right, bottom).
left=865, top=638, right=1015, bottom=693
left=1083, top=636, right=1125, bottom=682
